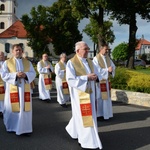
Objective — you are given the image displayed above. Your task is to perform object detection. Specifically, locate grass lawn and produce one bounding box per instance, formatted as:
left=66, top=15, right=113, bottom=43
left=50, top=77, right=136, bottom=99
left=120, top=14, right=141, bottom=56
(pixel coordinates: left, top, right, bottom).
left=135, top=68, right=150, bottom=75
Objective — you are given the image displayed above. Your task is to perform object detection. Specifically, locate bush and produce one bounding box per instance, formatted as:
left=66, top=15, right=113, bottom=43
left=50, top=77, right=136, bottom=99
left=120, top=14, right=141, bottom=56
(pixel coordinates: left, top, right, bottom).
left=110, top=67, right=150, bottom=93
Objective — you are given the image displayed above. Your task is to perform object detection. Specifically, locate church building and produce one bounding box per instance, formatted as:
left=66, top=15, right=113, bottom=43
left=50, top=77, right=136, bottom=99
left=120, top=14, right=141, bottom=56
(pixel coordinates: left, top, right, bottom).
left=0, top=0, right=34, bottom=58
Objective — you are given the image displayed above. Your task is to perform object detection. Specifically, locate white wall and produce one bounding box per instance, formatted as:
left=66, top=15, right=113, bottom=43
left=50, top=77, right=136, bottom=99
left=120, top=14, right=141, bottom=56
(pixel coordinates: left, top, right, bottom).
left=0, top=38, right=33, bottom=58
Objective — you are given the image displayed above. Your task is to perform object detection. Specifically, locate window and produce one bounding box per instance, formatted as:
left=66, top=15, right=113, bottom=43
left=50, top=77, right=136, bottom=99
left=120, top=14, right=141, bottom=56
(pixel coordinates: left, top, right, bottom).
left=0, top=4, right=5, bottom=11
left=0, top=22, right=4, bottom=29
left=5, top=43, right=10, bottom=53
left=1, top=0, right=5, bottom=2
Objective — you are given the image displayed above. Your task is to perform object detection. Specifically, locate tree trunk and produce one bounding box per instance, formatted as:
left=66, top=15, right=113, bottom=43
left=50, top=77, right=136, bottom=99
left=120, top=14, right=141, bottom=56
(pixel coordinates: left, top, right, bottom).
left=127, top=13, right=138, bottom=69
left=97, top=5, right=105, bottom=48
left=93, top=43, right=96, bottom=56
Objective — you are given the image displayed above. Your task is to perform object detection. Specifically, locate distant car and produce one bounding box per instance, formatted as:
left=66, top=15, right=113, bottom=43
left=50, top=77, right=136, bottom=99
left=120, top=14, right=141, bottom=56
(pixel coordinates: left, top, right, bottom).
left=125, top=59, right=146, bottom=67
left=134, top=59, right=146, bottom=67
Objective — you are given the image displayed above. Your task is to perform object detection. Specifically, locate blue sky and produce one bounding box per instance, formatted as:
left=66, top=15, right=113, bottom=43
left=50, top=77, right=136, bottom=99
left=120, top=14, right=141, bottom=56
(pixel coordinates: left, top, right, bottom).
left=17, top=0, right=150, bottom=51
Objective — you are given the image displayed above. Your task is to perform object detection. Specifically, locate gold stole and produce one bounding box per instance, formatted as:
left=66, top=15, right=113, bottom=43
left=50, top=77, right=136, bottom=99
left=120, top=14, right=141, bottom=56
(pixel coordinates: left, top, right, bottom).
left=96, top=54, right=111, bottom=100
left=71, top=55, right=94, bottom=127
left=40, top=60, right=52, bottom=90
left=58, top=61, right=69, bottom=95
left=6, top=57, right=31, bottom=112
left=0, top=75, right=5, bottom=101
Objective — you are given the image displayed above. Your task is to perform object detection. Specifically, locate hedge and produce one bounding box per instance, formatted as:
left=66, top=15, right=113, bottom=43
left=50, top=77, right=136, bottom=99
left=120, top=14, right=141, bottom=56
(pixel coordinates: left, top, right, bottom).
left=110, top=67, right=150, bottom=93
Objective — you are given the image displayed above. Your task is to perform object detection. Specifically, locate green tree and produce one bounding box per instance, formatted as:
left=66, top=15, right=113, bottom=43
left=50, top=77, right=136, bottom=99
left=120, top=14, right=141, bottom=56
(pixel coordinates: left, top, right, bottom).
left=21, top=0, right=82, bottom=57
left=107, top=0, right=150, bottom=69
left=21, top=5, right=50, bottom=57
left=112, top=42, right=128, bottom=61
left=71, top=0, right=115, bottom=55
left=47, top=0, right=82, bottom=55
left=83, top=17, right=115, bottom=54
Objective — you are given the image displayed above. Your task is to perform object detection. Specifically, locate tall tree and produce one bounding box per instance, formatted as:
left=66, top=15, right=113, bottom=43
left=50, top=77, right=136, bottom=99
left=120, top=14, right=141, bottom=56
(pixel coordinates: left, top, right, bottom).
left=47, top=0, right=82, bottom=55
left=71, top=0, right=115, bottom=55
left=83, top=17, right=115, bottom=54
left=21, top=5, right=50, bottom=57
left=21, top=0, right=82, bottom=57
left=107, top=0, right=150, bottom=69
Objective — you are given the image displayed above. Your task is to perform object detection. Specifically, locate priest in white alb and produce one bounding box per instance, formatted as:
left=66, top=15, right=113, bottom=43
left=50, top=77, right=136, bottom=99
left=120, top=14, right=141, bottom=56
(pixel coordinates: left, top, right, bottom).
left=1, top=44, right=36, bottom=135
left=37, top=53, right=54, bottom=102
left=93, top=42, right=116, bottom=120
left=0, top=51, right=5, bottom=118
left=55, top=53, right=69, bottom=108
left=66, top=41, right=102, bottom=149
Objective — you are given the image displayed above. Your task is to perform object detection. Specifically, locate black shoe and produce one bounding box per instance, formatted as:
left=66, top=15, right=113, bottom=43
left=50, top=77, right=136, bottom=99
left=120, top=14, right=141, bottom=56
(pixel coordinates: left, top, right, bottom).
left=46, top=99, right=51, bottom=103
left=0, top=112, right=3, bottom=118
left=19, top=133, right=32, bottom=137
left=60, top=104, right=67, bottom=108
left=82, top=148, right=99, bottom=150
left=97, top=116, right=104, bottom=121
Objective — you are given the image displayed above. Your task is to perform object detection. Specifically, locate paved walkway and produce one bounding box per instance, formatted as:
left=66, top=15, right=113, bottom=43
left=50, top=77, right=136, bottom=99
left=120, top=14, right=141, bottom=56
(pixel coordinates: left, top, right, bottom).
left=0, top=88, right=150, bottom=150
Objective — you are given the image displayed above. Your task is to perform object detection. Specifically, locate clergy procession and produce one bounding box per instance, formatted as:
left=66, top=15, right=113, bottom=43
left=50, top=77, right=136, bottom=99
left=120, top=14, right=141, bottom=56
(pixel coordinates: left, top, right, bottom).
left=0, top=41, right=116, bottom=150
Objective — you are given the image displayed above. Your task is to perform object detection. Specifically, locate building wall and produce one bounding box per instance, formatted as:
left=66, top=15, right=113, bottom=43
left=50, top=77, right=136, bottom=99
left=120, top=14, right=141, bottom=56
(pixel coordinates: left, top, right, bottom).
left=0, top=37, right=33, bottom=58
left=135, top=44, right=150, bottom=60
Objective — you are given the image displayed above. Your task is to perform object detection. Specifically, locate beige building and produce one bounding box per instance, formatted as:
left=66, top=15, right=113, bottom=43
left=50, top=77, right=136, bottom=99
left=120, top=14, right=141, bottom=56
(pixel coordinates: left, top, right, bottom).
left=0, top=0, right=34, bottom=58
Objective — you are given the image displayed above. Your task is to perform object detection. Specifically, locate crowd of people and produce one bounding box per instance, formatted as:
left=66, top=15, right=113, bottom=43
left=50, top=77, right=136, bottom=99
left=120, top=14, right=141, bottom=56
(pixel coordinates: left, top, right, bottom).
left=0, top=41, right=115, bottom=150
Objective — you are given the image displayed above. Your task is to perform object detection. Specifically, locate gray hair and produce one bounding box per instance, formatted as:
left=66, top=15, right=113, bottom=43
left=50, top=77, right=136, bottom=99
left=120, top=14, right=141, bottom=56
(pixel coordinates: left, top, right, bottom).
left=75, top=41, right=87, bottom=52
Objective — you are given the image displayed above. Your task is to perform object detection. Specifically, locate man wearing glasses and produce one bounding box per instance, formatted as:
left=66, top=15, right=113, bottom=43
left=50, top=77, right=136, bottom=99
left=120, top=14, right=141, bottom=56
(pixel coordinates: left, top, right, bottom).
left=65, top=41, right=102, bottom=149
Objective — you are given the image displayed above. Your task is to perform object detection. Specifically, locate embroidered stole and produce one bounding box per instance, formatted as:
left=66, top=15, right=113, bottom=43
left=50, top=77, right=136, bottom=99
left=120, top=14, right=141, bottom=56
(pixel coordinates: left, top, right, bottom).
left=96, top=54, right=111, bottom=100
left=0, top=75, right=5, bottom=101
left=71, top=55, right=94, bottom=127
left=6, top=57, right=31, bottom=112
left=58, top=61, right=69, bottom=95
left=40, top=60, right=52, bottom=90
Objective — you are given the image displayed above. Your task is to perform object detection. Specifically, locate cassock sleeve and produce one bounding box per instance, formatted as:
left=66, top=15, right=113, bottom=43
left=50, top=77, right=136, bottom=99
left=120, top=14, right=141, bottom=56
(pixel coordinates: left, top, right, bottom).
left=93, top=57, right=109, bottom=80
left=54, top=63, right=65, bottom=79
left=50, top=63, right=54, bottom=72
left=66, top=60, right=88, bottom=92
left=37, top=61, right=49, bottom=74
left=25, top=62, right=36, bottom=83
left=110, top=60, right=116, bottom=78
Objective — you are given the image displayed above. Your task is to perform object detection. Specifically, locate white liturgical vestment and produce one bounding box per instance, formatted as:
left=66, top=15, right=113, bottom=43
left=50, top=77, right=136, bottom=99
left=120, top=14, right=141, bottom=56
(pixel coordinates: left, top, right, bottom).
left=1, top=58, right=36, bottom=135
left=66, top=56, right=102, bottom=149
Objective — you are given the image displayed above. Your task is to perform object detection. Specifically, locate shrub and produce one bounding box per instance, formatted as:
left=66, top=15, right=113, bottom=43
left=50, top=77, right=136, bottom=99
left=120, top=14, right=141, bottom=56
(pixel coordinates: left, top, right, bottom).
left=110, top=67, right=150, bottom=93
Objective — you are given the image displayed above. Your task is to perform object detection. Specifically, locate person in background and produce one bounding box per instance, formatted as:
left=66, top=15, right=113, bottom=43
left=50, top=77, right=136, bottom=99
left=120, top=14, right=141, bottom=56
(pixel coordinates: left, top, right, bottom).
left=55, top=53, right=69, bottom=108
left=65, top=41, right=102, bottom=149
left=0, top=51, right=5, bottom=118
left=1, top=44, right=36, bottom=135
left=93, top=42, right=116, bottom=120
left=37, top=53, right=54, bottom=103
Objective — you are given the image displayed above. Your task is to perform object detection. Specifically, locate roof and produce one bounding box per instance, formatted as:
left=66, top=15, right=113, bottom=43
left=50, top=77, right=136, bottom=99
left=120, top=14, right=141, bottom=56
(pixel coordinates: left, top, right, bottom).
left=0, top=20, right=27, bottom=38
left=136, top=38, right=150, bottom=50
